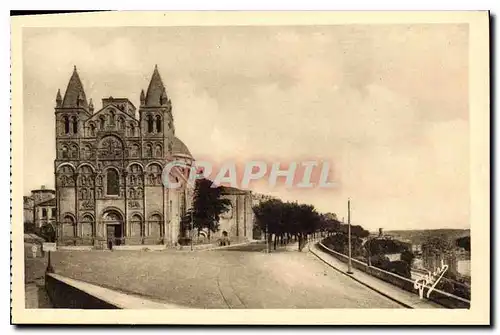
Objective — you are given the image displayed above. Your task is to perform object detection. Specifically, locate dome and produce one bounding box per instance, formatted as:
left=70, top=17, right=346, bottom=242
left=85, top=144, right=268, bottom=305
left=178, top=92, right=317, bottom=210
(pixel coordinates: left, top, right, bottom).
left=171, top=137, right=192, bottom=159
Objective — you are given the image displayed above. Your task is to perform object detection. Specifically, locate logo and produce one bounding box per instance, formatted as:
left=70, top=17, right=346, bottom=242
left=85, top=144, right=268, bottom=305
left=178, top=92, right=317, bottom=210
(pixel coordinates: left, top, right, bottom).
left=161, top=159, right=337, bottom=190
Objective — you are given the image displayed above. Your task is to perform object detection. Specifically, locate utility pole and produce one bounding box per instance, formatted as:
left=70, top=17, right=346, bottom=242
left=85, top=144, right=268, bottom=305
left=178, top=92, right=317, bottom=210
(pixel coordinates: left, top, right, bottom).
left=347, top=198, right=353, bottom=274
left=190, top=208, right=194, bottom=251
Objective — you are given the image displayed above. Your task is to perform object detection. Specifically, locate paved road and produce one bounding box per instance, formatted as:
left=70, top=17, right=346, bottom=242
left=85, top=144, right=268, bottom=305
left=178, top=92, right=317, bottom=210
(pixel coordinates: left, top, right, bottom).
left=49, top=242, right=402, bottom=309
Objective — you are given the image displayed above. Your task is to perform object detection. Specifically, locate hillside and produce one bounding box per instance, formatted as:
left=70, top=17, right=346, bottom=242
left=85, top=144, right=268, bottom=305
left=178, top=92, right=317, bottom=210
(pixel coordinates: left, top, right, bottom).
left=383, top=229, right=470, bottom=245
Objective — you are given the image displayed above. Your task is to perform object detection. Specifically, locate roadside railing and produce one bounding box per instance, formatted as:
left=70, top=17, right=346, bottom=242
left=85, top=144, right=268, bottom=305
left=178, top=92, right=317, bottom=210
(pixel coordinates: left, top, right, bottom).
left=317, top=241, right=470, bottom=309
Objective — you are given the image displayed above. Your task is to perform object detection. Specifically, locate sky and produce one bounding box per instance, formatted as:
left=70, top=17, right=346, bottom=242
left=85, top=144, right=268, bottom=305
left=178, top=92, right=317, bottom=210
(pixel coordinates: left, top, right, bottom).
left=22, top=25, right=469, bottom=231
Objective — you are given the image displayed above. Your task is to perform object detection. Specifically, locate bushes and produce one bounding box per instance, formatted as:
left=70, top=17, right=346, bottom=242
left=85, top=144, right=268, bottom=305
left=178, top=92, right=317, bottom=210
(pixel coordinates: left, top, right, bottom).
left=367, top=238, right=410, bottom=255
left=400, top=250, right=415, bottom=267
left=385, top=260, right=412, bottom=278
left=323, top=234, right=364, bottom=257
left=24, top=221, right=36, bottom=234
left=39, top=224, right=56, bottom=242
left=178, top=237, right=192, bottom=246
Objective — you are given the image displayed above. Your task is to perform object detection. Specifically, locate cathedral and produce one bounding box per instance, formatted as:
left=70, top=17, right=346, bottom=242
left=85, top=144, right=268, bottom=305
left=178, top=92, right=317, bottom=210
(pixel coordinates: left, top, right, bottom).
left=54, top=66, right=254, bottom=249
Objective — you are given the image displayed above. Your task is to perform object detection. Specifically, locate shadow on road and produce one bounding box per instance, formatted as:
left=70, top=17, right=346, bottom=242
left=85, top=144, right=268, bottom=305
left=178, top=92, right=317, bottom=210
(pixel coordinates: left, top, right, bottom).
left=216, top=242, right=301, bottom=253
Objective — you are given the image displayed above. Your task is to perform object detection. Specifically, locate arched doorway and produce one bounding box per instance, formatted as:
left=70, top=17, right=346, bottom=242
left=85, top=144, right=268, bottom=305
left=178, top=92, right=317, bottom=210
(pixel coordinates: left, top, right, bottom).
left=102, top=210, right=124, bottom=249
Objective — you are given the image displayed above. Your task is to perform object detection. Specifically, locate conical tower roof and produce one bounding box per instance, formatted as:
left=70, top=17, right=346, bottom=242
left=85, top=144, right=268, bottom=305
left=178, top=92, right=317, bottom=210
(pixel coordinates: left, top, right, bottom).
left=62, top=66, right=88, bottom=109
left=145, top=65, right=167, bottom=106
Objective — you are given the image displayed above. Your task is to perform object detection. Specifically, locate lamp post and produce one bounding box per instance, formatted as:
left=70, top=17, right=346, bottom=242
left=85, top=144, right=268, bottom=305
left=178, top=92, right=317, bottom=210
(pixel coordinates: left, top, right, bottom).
left=347, top=198, right=353, bottom=274
left=190, top=208, right=194, bottom=251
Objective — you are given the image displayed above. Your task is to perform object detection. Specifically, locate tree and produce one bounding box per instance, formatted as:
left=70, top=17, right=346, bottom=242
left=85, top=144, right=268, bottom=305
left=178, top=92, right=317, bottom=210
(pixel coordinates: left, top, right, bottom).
left=295, top=203, right=321, bottom=251
left=456, top=236, right=470, bottom=252
left=253, top=199, right=283, bottom=252
left=350, top=225, right=370, bottom=238
left=184, top=178, right=232, bottom=241
left=422, top=236, right=453, bottom=256
left=367, top=238, right=409, bottom=256
left=253, top=200, right=322, bottom=252
left=400, top=249, right=415, bottom=267
left=24, top=220, right=35, bottom=234
left=323, top=233, right=363, bottom=256
left=39, top=224, right=56, bottom=243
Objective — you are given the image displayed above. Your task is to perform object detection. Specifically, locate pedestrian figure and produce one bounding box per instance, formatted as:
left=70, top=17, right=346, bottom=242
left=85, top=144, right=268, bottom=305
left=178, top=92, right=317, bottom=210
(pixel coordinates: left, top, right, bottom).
left=31, top=244, right=38, bottom=258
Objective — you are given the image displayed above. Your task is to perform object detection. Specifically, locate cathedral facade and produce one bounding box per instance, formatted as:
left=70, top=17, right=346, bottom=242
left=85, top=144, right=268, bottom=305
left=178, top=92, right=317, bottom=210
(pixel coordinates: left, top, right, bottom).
left=54, top=66, right=253, bottom=248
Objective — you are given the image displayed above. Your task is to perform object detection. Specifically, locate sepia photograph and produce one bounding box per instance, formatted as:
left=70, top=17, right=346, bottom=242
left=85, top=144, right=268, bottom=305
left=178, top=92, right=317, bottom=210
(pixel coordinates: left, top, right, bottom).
left=10, top=11, right=490, bottom=325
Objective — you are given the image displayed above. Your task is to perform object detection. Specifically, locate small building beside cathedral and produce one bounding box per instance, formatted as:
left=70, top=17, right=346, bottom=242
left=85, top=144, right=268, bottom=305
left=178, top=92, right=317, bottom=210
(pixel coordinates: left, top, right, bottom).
left=54, top=66, right=253, bottom=249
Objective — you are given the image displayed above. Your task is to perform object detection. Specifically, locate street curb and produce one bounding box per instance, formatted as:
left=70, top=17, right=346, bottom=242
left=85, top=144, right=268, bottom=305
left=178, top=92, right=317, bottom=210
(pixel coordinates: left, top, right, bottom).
left=308, top=242, right=413, bottom=309
left=194, top=240, right=260, bottom=252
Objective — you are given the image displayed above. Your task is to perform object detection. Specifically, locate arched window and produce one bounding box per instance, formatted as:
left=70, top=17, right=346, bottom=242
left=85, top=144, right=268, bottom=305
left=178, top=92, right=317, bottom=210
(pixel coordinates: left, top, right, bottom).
left=155, top=115, right=162, bottom=133
left=70, top=144, right=78, bottom=159
left=82, top=144, right=92, bottom=159
left=145, top=144, right=153, bottom=157
left=81, top=215, right=94, bottom=238
left=106, top=169, right=120, bottom=196
left=63, top=116, right=70, bottom=134
left=99, top=116, right=105, bottom=129
left=131, top=214, right=142, bottom=237
left=147, top=163, right=162, bottom=185
left=155, top=144, right=162, bottom=157
left=109, top=110, right=116, bottom=125
left=89, top=123, right=96, bottom=137
left=62, top=215, right=76, bottom=238
left=129, top=144, right=139, bottom=158
left=118, top=117, right=125, bottom=130
left=147, top=115, right=154, bottom=133
left=149, top=214, right=162, bottom=237
left=72, top=116, right=78, bottom=134
left=61, top=145, right=68, bottom=159
left=129, top=123, right=135, bottom=137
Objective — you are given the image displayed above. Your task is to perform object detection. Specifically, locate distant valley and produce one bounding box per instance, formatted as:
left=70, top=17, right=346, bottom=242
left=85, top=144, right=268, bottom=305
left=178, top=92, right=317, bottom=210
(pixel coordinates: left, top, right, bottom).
left=383, top=229, right=470, bottom=245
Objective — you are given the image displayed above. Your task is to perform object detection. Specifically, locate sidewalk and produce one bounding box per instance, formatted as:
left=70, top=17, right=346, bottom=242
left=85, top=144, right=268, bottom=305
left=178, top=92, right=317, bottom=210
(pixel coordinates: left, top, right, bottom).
left=308, top=242, right=443, bottom=309
left=25, top=280, right=52, bottom=309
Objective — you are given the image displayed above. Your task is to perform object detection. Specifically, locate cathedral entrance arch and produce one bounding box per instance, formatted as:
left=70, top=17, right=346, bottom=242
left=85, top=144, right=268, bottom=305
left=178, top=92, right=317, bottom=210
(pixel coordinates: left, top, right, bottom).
left=102, top=209, right=124, bottom=249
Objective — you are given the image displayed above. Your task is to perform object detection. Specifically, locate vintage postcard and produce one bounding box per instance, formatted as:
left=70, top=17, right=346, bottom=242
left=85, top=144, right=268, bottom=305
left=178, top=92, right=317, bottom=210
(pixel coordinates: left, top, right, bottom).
left=10, top=11, right=489, bottom=325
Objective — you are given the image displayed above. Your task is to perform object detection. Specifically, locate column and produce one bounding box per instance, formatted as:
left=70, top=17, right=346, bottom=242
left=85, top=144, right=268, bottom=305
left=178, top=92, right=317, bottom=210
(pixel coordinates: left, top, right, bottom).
left=73, top=173, right=79, bottom=243
left=92, top=172, right=97, bottom=246
left=123, top=171, right=128, bottom=241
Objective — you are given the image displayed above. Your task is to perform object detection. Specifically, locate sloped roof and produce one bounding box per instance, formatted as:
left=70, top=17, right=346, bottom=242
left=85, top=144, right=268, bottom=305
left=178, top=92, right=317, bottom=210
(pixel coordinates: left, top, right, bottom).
left=36, top=198, right=56, bottom=207
left=145, top=65, right=167, bottom=106
left=62, top=66, right=88, bottom=109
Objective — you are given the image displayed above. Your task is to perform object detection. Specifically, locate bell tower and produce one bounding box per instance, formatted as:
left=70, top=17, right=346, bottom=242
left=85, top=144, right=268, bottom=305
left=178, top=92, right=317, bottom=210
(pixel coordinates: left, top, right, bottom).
left=139, top=65, right=175, bottom=159
left=54, top=66, right=91, bottom=159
